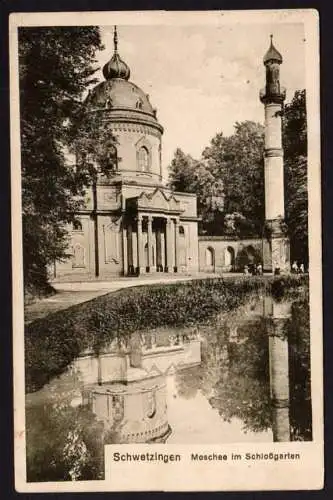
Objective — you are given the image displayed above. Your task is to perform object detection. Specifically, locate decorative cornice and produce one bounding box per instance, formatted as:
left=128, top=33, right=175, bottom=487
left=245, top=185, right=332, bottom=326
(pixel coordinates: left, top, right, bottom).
left=271, top=398, right=290, bottom=409
left=198, top=235, right=261, bottom=242
left=179, top=216, right=202, bottom=222
left=265, top=148, right=283, bottom=158
left=110, top=122, right=162, bottom=138
left=90, top=110, right=163, bottom=135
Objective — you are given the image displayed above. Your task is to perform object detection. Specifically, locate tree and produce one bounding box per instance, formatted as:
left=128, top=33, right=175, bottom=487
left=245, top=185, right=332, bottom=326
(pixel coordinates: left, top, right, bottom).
left=168, top=122, right=265, bottom=237
left=283, top=90, right=308, bottom=265
left=203, top=121, right=265, bottom=236
left=168, top=148, right=224, bottom=235
left=19, top=27, right=107, bottom=295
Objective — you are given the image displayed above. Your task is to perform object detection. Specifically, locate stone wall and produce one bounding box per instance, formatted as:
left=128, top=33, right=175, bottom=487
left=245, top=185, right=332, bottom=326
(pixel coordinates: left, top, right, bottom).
left=198, top=236, right=269, bottom=273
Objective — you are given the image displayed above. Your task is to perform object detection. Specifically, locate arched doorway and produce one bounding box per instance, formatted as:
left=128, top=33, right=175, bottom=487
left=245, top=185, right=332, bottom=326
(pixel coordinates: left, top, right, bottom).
left=224, top=246, right=235, bottom=271
left=246, top=245, right=256, bottom=263
left=236, top=245, right=259, bottom=271
left=205, top=247, right=215, bottom=273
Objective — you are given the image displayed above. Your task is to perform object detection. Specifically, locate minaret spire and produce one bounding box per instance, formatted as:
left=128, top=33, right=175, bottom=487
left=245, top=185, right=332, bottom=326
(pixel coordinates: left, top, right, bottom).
left=114, top=25, right=118, bottom=54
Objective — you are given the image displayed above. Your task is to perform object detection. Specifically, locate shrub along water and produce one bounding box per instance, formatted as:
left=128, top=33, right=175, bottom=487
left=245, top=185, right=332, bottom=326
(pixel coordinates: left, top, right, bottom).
left=25, top=275, right=308, bottom=392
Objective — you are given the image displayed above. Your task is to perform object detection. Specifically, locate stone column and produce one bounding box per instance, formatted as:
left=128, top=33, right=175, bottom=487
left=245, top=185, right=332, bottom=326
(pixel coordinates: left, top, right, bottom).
left=174, top=218, right=180, bottom=272
left=122, top=223, right=128, bottom=276
left=156, top=224, right=162, bottom=272
left=136, top=214, right=144, bottom=275
left=147, top=215, right=153, bottom=273
left=127, top=222, right=134, bottom=276
left=164, top=217, right=173, bottom=272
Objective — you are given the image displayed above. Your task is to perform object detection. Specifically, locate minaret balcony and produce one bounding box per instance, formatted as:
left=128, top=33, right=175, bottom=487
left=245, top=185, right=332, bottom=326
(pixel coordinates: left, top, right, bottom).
left=260, top=87, right=286, bottom=105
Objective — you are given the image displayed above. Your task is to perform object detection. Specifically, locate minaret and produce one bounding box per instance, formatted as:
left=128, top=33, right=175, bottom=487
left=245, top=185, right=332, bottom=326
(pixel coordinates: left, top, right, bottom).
left=260, top=35, right=290, bottom=273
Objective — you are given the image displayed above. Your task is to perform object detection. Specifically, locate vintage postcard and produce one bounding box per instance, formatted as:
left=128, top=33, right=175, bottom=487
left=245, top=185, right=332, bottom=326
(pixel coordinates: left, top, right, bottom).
left=11, top=9, right=323, bottom=492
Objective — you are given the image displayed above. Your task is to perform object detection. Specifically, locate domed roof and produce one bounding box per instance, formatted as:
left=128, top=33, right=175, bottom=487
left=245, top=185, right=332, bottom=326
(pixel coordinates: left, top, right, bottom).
left=86, top=26, right=160, bottom=126
left=263, top=35, right=283, bottom=64
left=87, top=78, right=155, bottom=115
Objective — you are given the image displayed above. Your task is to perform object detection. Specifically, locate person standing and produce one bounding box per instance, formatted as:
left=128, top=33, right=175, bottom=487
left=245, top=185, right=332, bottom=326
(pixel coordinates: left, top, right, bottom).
left=292, top=261, right=298, bottom=273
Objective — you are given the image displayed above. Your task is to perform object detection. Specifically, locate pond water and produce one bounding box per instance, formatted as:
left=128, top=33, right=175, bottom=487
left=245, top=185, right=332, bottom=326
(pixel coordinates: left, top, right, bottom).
left=25, top=290, right=311, bottom=481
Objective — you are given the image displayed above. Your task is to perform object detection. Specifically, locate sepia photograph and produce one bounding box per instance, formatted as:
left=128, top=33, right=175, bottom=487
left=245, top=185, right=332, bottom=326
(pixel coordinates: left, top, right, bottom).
left=11, top=10, right=322, bottom=492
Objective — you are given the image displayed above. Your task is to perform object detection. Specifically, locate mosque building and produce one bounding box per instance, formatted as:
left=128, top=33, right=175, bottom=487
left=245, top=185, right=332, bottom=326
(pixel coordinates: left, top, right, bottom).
left=55, top=27, right=199, bottom=280
left=54, top=29, right=287, bottom=280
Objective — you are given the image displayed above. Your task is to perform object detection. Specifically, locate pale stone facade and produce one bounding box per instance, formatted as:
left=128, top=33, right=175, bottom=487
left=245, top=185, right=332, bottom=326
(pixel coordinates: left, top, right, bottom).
left=54, top=29, right=199, bottom=281
left=54, top=183, right=199, bottom=280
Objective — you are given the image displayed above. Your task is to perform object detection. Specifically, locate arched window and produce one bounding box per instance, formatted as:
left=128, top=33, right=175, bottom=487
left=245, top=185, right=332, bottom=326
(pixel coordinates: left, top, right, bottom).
left=73, top=220, right=82, bottom=231
left=205, top=247, right=214, bottom=267
left=105, top=98, right=113, bottom=109
left=136, top=99, right=143, bottom=110
left=106, top=144, right=118, bottom=171
left=137, top=146, right=150, bottom=172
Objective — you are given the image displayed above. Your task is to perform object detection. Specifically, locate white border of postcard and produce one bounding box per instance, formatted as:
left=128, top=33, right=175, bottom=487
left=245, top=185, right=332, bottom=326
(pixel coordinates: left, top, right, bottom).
left=11, top=9, right=322, bottom=492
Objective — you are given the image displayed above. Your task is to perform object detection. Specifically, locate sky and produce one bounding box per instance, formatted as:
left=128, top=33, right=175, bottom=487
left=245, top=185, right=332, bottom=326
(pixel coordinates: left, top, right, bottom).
left=94, top=23, right=305, bottom=170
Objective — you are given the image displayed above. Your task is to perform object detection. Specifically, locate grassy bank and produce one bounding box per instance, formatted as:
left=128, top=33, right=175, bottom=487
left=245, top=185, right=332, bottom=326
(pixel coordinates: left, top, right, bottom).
left=25, top=275, right=308, bottom=392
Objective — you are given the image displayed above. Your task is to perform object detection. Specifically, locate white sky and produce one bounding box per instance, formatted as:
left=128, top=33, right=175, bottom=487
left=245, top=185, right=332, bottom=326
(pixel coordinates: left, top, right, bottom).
left=95, top=23, right=305, bottom=169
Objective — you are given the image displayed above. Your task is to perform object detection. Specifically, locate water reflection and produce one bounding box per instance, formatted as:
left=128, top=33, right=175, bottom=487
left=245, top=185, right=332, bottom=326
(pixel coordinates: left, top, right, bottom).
left=76, top=329, right=202, bottom=444
left=26, top=292, right=312, bottom=481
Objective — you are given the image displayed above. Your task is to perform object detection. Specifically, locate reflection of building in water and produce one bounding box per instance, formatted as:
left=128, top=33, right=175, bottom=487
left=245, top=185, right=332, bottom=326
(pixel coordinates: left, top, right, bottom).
left=84, top=375, right=171, bottom=443
left=74, top=331, right=201, bottom=385
left=77, top=330, right=201, bottom=443
left=265, top=296, right=292, bottom=441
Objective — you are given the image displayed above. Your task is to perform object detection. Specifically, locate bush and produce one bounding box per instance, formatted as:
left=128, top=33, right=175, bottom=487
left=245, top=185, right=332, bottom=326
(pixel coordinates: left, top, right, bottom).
left=25, top=275, right=308, bottom=392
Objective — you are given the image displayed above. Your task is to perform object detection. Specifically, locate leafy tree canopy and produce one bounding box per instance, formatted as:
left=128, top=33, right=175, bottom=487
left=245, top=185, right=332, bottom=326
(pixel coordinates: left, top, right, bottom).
left=19, top=27, right=112, bottom=295
left=168, top=121, right=265, bottom=236
left=283, top=90, right=308, bottom=265
left=168, top=148, right=224, bottom=235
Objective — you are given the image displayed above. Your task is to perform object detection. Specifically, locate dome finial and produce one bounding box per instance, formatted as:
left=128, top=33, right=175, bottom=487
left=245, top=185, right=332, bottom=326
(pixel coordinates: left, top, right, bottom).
left=114, top=25, right=118, bottom=54
left=103, top=26, right=131, bottom=81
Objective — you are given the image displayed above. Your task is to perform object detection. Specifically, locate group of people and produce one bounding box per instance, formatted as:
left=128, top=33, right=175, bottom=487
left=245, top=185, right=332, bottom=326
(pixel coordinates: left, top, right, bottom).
left=243, top=261, right=306, bottom=275
left=291, top=261, right=306, bottom=274
left=243, top=262, right=263, bottom=276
